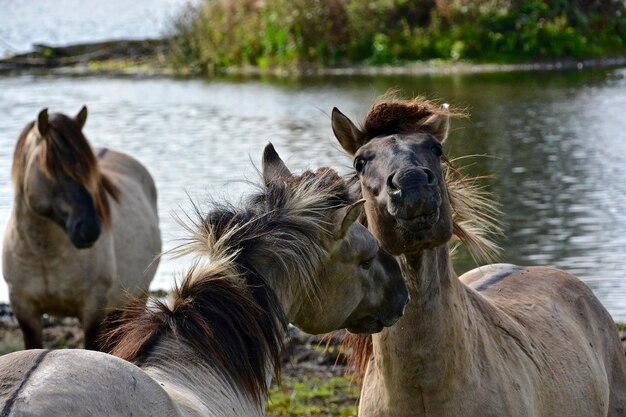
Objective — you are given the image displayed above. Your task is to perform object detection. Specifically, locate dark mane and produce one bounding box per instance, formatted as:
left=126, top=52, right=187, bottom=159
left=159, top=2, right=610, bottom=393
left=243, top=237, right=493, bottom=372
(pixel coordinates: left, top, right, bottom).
left=101, top=166, right=355, bottom=403
left=100, top=265, right=284, bottom=405
left=12, top=113, right=120, bottom=228
left=359, top=93, right=456, bottom=142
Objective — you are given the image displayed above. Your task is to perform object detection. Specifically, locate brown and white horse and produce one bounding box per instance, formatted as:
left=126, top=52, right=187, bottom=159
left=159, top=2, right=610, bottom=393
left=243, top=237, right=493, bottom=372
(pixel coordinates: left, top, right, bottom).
left=332, top=95, right=626, bottom=417
left=0, top=144, right=408, bottom=417
left=3, top=107, right=161, bottom=349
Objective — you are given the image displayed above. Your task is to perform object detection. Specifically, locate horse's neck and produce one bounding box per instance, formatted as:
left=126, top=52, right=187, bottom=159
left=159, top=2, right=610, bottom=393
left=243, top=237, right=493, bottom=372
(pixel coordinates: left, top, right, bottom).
left=253, top=253, right=301, bottom=320
left=370, top=245, right=478, bottom=396
left=141, top=340, right=267, bottom=417
left=9, top=198, right=71, bottom=256
left=139, top=257, right=292, bottom=417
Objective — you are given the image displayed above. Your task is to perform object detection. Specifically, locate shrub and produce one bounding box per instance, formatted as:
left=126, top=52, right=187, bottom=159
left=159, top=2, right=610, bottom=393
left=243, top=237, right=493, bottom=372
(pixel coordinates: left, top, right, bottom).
left=169, top=0, right=626, bottom=73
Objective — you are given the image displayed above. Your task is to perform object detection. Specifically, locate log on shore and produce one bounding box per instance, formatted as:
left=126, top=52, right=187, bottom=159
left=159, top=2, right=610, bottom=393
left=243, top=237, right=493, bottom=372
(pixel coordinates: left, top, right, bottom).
left=0, top=39, right=168, bottom=72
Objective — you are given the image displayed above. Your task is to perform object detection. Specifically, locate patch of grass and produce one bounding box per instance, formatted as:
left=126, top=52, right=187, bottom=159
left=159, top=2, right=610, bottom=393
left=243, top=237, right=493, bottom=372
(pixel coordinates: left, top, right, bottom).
left=0, top=315, right=84, bottom=354
left=266, top=374, right=358, bottom=417
left=0, top=330, right=24, bottom=355
left=81, top=57, right=171, bottom=76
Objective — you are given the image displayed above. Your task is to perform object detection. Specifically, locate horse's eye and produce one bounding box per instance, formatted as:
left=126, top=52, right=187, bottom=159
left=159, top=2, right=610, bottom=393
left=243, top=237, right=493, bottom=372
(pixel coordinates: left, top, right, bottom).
left=431, top=145, right=443, bottom=157
left=360, top=257, right=374, bottom=270
left=354, top=158, right=366, bottom=173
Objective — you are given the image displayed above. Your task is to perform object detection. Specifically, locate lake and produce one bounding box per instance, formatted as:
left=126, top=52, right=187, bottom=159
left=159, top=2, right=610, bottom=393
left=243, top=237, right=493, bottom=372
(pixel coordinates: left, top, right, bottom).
left=1, top=69, right=626, bottom=321
left=0, top=0, right=194, bottom=57
left=1, top=0, right=626, bottom=321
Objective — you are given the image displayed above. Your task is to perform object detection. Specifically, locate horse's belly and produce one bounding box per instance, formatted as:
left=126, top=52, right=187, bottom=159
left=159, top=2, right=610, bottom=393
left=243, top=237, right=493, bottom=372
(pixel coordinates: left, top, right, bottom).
left=36, top=298, right=80, bottom=317
left=8, top=258, right=108, bottom=318
left=21, top=282, right=85, bottom=317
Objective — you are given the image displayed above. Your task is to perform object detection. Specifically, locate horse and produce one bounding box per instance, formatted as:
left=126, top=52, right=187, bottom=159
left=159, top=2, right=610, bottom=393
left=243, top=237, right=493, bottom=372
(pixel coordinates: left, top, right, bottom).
left=2, top=106, right=161, bottom=350
left=0, top=143, right=408, bottom=417
left=331, top=95, right=626, bottom=417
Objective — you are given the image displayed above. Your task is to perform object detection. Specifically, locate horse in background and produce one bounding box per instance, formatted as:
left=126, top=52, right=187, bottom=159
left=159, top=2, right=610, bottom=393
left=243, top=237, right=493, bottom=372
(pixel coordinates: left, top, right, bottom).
left=3, top=106, right=161, bottom=350
left=332, top=95, right=626, bottom=417
left=0, top=143, right=408, bottom=417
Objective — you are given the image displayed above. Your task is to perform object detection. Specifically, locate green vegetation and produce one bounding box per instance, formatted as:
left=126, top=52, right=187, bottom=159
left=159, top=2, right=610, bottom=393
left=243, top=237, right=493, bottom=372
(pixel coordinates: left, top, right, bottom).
left=0, top=329, right=24, bottom=355
left=170, top=0, right=626, bottom=74
left=266, top=374, right=358, bottom=417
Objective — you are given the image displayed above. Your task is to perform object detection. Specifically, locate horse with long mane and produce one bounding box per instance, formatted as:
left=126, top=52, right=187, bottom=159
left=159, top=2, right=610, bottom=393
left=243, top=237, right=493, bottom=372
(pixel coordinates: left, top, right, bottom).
left=0, top=144, right=408, bottom=417
left=332, top=95, right=626, bottom=417
left=3, top=107, right=161, bottom=349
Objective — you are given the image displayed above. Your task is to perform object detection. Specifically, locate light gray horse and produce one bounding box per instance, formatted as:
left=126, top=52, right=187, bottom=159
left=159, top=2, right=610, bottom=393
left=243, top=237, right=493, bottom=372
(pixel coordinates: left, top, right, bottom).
left=0, top=144, right=408, bottom=417
left=3, top=106, right=161, bottom=349
left=333, top=95, right=626, bottom=417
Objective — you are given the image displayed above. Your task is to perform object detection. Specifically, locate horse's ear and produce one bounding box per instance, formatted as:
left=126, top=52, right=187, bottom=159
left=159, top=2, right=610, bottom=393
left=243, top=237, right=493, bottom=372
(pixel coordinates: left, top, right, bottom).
left=75, top=105, right=88, bottom=129
left=262, top=142, right=292, bottom=185
left=37, top=108, right=49, bottom=137
left=420, top=103, right=450, bottom=143
left=337, top=199, right=365, bottom=239
left=332, top=107, right=363, bottom=155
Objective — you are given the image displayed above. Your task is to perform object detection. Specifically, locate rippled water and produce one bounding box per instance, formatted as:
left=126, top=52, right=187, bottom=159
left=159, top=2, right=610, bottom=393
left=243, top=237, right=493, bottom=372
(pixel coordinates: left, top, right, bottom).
left=1, top=68, right=626, bottom=321
left=0, top=69, right=626, bottom=320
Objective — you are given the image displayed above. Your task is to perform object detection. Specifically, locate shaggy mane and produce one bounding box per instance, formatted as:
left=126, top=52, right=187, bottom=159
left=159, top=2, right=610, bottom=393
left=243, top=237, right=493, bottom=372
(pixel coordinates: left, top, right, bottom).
left=343, top=94, right=502, bottom=380
left=101, top=166, right=355, bottom=404
left=100, top=265, right=283, bottom=406
left=359, top=93, right=456, bottom=142
left=12, top=114, right=120, bottom=228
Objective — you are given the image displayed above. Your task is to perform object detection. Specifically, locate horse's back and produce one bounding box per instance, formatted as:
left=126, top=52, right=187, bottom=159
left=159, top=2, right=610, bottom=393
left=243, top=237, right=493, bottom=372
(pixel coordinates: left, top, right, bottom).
left=465, top=265, right=626, bottom=415
left=97, top=148, right=161, bottom=302
left=0, top=349, right=44, bottom=407
left=97, top=147, right=158, bottom=207
left=470, top=265, right=617, bottom=338
left=0, top=349, right=180, bottom=417
left=465, top=264, right=615, bottom=331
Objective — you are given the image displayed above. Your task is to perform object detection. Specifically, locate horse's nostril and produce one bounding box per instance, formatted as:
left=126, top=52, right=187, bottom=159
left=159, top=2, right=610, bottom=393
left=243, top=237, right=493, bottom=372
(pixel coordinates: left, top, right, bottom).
left=386, top=173, right=401, bottom=196
left=424, top=168, right=436, bottom=186
left=399, top=294, right=410, bottom=315
left=74, top=220, right=84, bottom=237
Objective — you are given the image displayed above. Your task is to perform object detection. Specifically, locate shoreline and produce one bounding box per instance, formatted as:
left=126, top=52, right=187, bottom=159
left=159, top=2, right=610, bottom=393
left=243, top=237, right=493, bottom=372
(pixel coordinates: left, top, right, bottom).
left=1, top=39, right=626, bottom=78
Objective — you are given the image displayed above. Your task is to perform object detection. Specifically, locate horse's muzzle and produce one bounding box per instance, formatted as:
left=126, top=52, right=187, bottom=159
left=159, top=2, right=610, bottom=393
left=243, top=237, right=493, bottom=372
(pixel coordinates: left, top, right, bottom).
left=68, top=217, right=101, bottom=249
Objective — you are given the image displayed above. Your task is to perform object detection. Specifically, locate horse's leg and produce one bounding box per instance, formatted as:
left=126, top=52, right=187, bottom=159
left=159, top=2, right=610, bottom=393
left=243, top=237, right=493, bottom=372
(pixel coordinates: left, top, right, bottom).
left=83, top=318, right=104, bottom=350
left=81, top=291, right=108, bottom=350
left=82, top=308, right=106, bottom=350
left=11, top=300, right=43, bottom=349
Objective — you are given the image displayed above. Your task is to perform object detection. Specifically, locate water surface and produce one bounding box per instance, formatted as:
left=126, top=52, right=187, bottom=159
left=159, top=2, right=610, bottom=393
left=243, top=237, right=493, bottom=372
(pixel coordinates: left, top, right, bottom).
left=1, top=68, right=626, bottom=321
left=0, top=0, right=193, bottom=56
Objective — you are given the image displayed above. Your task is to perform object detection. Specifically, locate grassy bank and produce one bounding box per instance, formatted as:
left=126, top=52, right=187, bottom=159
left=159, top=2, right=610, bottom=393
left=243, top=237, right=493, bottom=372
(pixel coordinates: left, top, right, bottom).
left=170, top=0, right=626, bottom=75
left=0, top=39, right=172, bottom=76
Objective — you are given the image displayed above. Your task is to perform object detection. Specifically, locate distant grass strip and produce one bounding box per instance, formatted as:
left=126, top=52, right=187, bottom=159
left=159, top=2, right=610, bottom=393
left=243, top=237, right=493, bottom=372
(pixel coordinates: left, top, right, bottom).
left=169, top=0, right=626, bottom=74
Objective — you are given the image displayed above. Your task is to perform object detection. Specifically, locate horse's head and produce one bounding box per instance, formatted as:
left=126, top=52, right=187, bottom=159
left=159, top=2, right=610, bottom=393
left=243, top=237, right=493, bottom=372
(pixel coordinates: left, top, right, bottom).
left=261, top=144, right=408, bottom=334
left=332, top=99, right=454, bottom=256
left=15, top=107, right=115, bottom=249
